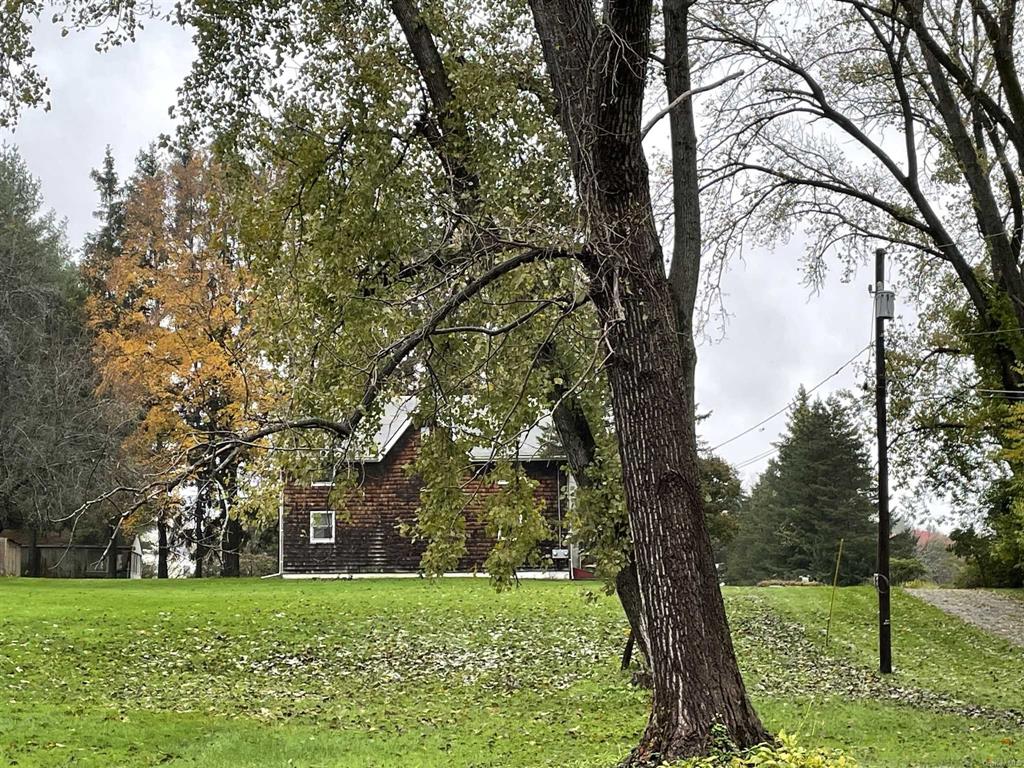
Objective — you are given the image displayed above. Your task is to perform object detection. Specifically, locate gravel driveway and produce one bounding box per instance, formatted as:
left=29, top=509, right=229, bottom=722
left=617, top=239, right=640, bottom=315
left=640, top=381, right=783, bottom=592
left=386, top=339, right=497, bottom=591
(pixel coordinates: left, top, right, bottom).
left=907, top=588, right=1024, bottom=647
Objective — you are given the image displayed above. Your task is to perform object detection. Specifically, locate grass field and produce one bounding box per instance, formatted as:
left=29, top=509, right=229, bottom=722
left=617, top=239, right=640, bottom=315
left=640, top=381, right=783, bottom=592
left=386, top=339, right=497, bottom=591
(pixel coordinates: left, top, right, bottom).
left=0, top=579, right=1021, bottom=767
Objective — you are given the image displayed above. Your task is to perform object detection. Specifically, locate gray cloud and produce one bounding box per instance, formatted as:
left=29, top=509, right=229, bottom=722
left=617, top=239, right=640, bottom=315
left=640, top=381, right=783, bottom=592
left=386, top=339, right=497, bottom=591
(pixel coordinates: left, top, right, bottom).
left=0, top=21, right=193, bottom=249
left=696, top=243, right=874, bottom=483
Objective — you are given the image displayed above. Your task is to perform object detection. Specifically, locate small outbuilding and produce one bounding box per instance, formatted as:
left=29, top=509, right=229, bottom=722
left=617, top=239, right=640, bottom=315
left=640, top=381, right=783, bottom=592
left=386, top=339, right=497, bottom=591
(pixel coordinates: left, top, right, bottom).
left=0, top=529, right=143, bottom=579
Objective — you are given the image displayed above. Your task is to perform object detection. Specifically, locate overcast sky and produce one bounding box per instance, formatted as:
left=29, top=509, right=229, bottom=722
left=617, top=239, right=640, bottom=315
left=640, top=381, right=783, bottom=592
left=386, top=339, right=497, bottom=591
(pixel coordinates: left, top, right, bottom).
left=2, top=19, right=879, bottom=493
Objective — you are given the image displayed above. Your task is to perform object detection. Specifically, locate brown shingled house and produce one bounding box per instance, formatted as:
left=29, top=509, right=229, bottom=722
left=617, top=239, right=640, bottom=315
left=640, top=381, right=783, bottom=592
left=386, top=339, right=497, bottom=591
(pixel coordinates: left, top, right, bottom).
left=279, top=399, right=575, bottom=578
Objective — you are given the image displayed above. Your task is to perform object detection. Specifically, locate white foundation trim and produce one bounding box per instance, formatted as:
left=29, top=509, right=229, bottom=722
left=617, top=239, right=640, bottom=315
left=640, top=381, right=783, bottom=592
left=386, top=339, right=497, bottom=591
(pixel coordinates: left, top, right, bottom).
left=280, top=569, right=571, bottom=581
left=278, top=482, right=285, bottom=574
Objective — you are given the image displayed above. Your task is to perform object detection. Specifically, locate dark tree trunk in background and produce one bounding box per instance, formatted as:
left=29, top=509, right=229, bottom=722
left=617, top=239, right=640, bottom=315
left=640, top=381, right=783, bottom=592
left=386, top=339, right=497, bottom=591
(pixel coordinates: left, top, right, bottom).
left=615, top=561, right=649, bottom=666
left=157, top=518, right=169, bottom=578
left=530, top=0, right=768, bottom=757
left=621, top=630, right=637, bottom=671
left=218, top=461, right=242, bottom=577
left=221, top=516, right=243, bottom=577
left=546, top=362, right=651, bottom=667
left=106, top=521, right=119, bottom=578
left=194, top=499, right=205, bottom=579
left=29, top=527, right=40, bottom=577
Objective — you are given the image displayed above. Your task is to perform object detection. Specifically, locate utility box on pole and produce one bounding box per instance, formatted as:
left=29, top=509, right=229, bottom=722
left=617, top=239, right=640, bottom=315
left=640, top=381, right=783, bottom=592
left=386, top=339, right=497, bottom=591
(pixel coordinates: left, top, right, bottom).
left=874, top=289, right=895, bottom=320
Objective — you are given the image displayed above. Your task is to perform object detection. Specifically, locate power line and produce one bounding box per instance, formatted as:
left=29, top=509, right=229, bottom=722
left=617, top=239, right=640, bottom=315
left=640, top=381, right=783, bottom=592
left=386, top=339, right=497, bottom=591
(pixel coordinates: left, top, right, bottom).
left=734, top=446, right=779, bottom=470
left=709, top=342, right=872, bottom=452
left=958, top=326, right=1024, bottom=338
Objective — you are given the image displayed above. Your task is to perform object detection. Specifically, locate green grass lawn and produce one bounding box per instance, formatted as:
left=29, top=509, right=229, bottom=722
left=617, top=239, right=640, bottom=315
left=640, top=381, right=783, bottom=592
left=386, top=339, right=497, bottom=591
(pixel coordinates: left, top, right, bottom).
left=0, top=579, right=1020, bottom=767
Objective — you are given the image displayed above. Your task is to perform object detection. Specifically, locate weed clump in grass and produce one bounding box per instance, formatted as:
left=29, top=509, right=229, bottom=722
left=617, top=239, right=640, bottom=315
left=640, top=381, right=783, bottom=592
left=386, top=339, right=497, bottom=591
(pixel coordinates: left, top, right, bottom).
left=668, top=729, right=856, bottom=768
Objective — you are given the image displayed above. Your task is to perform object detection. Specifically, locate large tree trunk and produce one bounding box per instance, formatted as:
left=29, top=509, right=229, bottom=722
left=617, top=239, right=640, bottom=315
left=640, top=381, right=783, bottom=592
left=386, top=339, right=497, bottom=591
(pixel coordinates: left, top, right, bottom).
left=157, top=517, right=169, bottom=579
left=592, top=219, right=765, bottom=757
left=543, top=0, right=704, bottom=675
left=530, top=0, right=768, bottom=757
left=592, top=204, right=765, bottom=758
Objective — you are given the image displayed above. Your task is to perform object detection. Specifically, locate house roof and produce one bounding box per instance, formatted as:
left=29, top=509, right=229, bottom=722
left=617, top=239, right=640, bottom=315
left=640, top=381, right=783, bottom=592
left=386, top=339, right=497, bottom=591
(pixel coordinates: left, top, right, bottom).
left=359, top=396, right=419, bottom=461
left=350, top=396, right=562, bottom=464
left=914, top=528, right=952, bottom=550
left=0, top=529, right=69, bottom=547
left=0, top=528, right=141, bottom=549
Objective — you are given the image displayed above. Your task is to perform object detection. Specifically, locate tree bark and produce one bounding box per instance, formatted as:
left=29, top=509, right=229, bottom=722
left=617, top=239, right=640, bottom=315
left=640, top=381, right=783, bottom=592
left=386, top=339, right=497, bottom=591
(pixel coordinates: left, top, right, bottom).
left=541, top=0, right=707, bottom=676
left=29, top=526, right=40, bottom=577
left=615, top=560, right=649, bottom=666
left=530, top=0, right=767, bottom=757
left=596, top=224, right=766, bottom=759
left=595, top=216, right=766, bottom=759
left=106, top=521, right=119, bottom=578
left=194, top=497, right=205, bottom=579
left=621, top=629, right=636, bottom=670
left=664, top=0, right=702, bottom=408
left=221, top=515, right=243, bottom=577
left=157, top=517, right=169, bottom=579
left=544, top=355, right=652, bottom=666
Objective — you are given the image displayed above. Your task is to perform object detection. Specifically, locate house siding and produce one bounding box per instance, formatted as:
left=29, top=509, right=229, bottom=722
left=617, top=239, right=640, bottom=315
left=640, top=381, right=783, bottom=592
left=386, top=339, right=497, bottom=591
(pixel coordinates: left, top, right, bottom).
left=0, top=530, right=144, bottom=578
left=282, top=428, right=567, bottom=575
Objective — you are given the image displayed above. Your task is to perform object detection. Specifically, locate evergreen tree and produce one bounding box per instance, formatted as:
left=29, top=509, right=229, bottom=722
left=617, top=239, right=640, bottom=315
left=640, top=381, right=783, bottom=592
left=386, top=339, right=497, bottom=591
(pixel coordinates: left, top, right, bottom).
left=0, top=145, right=124, bottom=558
left=726, top=388, right=877, bottom=585
left=83, top=147, right=124, bottom=271
left=699, top=452, right=744, bottom=562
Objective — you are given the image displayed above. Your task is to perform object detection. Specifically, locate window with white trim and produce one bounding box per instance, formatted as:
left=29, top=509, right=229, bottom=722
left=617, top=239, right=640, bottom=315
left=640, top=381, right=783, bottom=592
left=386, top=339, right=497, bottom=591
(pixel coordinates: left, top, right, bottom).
left=311, top=462, right=336, bottom=487
left=309, top=510, right=336, bottom=543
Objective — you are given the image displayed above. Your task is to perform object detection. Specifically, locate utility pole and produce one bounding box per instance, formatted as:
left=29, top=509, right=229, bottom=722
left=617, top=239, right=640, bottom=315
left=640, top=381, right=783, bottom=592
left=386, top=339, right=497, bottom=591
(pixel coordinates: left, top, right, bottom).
left=874, top=247, right=894, bottom=674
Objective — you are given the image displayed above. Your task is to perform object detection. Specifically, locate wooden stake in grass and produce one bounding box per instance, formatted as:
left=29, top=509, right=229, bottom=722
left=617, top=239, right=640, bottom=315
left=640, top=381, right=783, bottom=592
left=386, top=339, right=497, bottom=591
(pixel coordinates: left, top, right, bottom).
left=825, top=538, right=844, bottom=647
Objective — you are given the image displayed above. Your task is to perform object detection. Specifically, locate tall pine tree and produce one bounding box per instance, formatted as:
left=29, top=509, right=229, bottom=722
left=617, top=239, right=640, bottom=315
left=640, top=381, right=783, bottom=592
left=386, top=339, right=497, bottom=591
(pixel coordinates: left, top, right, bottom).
left=0, top=145, right=125, bottom=563
left=726, top=388, right=877, bottom=585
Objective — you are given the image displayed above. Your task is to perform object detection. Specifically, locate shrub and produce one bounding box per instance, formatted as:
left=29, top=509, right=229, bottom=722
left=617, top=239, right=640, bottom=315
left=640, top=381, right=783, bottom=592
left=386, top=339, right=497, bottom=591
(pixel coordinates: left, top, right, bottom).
left=672, top=731, right=857, bottom=768
left=240, top=553, right=278, bottom=577
left=889, top=557, right=926, bottom=585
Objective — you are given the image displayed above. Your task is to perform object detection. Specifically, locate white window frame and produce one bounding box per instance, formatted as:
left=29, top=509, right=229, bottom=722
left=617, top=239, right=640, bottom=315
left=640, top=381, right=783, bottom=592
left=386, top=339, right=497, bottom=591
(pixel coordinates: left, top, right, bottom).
left=309, top=510, right=336, bottom=544
left=311, top=463, right=336, bottom=487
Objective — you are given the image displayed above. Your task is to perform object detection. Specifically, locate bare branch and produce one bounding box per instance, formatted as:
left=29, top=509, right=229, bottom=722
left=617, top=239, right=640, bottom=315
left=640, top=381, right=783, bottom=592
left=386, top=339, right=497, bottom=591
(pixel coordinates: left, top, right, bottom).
left=640, top=70, right=744, bottom=140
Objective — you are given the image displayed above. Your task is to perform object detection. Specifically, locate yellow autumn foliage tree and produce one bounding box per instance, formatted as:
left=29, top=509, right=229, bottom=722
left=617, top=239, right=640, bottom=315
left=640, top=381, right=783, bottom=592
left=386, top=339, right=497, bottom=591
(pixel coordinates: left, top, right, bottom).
left=84, top=147, right=267, bottom=577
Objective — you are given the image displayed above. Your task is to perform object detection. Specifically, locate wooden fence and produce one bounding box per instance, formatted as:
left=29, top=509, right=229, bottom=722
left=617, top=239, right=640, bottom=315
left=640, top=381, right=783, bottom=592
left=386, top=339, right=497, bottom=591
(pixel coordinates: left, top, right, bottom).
left=0, top=538, right=22, bottom=577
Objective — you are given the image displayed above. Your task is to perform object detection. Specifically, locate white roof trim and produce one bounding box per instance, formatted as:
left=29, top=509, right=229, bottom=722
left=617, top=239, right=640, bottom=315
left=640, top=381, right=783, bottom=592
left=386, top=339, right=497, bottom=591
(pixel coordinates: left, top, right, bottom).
left=341, top=396, right=564, bottom=464
left=378, top=419, right=414, bottom=458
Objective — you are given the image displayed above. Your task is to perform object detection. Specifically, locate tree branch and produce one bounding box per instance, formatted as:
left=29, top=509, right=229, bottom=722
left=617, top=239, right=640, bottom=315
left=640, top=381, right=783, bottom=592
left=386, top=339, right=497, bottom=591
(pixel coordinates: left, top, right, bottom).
left=640, top=70, right=744, bottom=140
left=63, top=245, right=581, bottom=530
